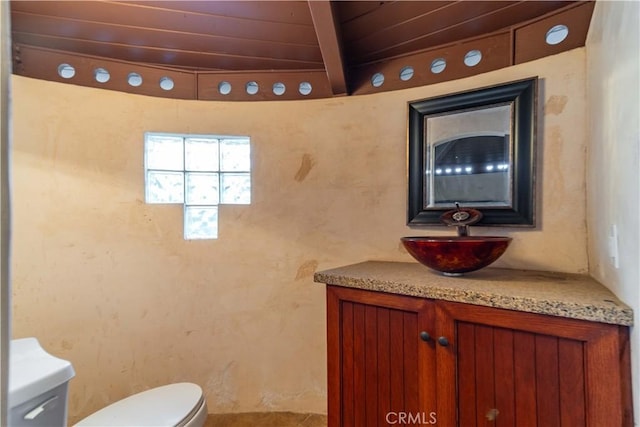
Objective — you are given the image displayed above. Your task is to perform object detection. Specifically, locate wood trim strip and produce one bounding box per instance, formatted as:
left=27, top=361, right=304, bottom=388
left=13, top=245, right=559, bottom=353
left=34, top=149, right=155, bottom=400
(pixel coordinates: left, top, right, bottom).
left=364, top=305, right=379, bottom=426
left=474, top=325, right=497, bottom=426
left=456, top=322, right=477, bottom=426
left=558, top=339, right=587, bottom=425
left=513, top=331, right=537, bottom=427
left=389, top=309, right=405, bottom=415
left=325, top=287, right=342, bottom=427
left=493, top=328, right=516, bottom=426
left=585, top=331, right=628, bottom=426
left=376, top=307, right=392, bottom=426
left=437, top=300, right=619, bottom=341
left=327, top=286, right=429, bottom=313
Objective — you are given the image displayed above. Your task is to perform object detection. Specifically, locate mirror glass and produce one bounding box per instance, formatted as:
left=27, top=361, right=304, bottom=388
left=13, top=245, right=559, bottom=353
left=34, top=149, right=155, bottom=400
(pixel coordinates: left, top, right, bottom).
left=407, top=77, right=537, bottom=226
left=425, top=103, right=512, bottom=208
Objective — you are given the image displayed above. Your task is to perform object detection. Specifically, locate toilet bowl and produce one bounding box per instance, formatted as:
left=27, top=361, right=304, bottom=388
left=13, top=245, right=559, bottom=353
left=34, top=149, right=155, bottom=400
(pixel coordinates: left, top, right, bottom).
left=9, top=338, right=207, bottom=427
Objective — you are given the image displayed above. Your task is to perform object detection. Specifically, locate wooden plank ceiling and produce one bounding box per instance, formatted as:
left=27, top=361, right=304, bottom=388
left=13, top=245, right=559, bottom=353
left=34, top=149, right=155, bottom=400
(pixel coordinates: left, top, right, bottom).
left=10, top=1, right=594, bottom=101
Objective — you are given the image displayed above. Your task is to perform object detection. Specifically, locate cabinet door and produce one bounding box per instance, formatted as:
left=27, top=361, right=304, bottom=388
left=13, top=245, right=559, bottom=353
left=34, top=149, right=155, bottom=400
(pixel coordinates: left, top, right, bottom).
left=327, top=286, right=438, bottom=427
left=436, top=301, right=633, bottom=427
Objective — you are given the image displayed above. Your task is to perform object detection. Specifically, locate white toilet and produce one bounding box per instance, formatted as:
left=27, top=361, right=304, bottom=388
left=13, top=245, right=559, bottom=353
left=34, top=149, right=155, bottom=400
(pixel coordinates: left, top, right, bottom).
left=9, top=337, right=208, bottom=427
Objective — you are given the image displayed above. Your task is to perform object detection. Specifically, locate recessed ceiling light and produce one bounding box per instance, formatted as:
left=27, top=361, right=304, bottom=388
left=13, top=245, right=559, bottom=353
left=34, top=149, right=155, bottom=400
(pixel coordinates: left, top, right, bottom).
left=218, top=81, right=232, bottom=95
left=273, top=82, right=286, bottom=96
left=159, top=77, right=174, bottom=91
left=546, top=24, right=569, bottom=45
left=57, top=64, right=75, bottom=79
left=298, top=82, right=312, bottom=96
left=371, top=72, right=385, bottom=87
left=127, top=72, right=143, bottom=87
left=94, top=68, right=109, bottom=83
left=246, top=81, right=259, bottom=95
left=430, top=58, right=446, bottom=74
left=399, top=66, right=414, bottom=81
left=464, top=50, right=482, bottom=67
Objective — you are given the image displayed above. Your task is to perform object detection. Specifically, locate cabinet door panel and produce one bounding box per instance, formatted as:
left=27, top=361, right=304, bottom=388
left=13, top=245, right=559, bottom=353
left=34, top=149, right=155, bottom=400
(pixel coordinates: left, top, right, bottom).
left=457, top=323, right=588, bottom=426
left=327, top=286, right=436, bottom=427
left=437, top=301, right=624, bottom=427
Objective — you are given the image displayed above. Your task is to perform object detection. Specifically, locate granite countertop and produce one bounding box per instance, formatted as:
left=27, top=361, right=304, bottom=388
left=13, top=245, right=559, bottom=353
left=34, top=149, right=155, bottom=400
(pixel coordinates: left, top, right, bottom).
left=313, top=261, right=633, bottom=326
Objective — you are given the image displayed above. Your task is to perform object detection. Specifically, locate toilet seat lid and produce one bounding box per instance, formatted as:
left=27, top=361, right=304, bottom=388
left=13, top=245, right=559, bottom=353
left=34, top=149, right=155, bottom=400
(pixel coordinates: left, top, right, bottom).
left=74, top=382, right=204, bottom=427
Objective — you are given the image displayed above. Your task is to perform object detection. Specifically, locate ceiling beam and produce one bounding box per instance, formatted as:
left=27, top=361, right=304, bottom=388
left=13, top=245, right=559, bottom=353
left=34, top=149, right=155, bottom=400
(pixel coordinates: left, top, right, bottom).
left=308, top=0, right=348, bottom=96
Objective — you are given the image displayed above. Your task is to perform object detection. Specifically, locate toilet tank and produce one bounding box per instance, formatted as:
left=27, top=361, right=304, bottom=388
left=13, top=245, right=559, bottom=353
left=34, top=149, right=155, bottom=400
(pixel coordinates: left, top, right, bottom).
left=9, top=338, right=75, bottom=427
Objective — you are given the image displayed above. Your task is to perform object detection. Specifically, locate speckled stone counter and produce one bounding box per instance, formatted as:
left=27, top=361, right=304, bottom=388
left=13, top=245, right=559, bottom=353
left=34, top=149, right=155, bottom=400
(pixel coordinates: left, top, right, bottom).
left=314, top=261, right=633, bottom=326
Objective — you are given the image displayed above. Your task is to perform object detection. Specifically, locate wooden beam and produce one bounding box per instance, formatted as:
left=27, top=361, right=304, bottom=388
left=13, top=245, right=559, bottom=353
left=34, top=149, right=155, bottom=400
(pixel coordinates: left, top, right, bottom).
left=308, top=0, right=348, bottom=96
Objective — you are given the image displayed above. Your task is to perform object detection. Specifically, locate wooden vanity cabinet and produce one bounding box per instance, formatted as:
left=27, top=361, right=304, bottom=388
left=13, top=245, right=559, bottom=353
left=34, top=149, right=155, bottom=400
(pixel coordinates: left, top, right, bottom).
left=326, top=285, right=633, bottom=427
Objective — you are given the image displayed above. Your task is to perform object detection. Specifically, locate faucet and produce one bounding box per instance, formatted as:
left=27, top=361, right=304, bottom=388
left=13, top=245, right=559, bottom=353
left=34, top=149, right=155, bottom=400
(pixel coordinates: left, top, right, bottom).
left=439, top=203, right=483, bottom=236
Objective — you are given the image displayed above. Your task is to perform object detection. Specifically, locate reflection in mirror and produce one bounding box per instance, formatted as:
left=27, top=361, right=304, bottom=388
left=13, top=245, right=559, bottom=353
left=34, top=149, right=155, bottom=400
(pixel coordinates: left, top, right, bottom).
left=426, top=104, right=512, bottom=208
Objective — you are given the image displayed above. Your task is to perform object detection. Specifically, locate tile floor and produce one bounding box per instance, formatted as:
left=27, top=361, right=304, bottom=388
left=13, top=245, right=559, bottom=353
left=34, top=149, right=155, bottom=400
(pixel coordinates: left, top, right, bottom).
left=204, top=412, right=327, bottom=427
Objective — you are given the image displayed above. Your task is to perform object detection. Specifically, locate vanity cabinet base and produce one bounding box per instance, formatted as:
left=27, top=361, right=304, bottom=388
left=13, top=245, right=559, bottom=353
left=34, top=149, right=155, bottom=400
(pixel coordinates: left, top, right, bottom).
left=326, top=286, right=633, bottom=427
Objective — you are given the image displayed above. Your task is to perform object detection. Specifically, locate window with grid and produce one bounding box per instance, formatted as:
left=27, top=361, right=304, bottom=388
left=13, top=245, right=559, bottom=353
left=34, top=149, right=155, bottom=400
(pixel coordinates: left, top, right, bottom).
left=144, top=132, right=251, bottom=239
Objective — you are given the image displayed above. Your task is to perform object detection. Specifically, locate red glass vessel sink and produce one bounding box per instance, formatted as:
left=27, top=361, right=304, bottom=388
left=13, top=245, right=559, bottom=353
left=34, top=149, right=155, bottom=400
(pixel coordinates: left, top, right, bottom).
left=401, top=236, right=512, bottom=276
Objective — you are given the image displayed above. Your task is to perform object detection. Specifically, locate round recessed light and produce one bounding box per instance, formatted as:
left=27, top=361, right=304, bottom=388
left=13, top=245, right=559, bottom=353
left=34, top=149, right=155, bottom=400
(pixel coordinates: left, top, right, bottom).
left=546, top=24, right=569, bottom=45
left=127, top=72, right=143, bottom=87
left=371, top=72, right=385, bottom=87
left=431, top=58, right=447, bottom=74
left=159, top=77, right=174, bottom=91
left=298, top=81, right=312, bottom=96
left=399, top=66, right=414, bottom=81
left=93, top=67, right=110, bottom=83
left=218, top=81, right=232, bottom=95
left=57, top=64, right=75, bottom=79
left=273, top=82, right=286, bottom=96
left=464, top=50, right=482, bottom=67
left=246, top=81, right=259, bottom=95
left=430, top=58, right=446, bottom=74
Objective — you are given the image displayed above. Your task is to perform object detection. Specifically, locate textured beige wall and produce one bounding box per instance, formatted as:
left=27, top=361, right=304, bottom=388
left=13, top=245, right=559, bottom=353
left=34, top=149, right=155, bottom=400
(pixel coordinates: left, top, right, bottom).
left=586, top=0, right=640, bottom=422
left=11, top=47, right=588, bottom=422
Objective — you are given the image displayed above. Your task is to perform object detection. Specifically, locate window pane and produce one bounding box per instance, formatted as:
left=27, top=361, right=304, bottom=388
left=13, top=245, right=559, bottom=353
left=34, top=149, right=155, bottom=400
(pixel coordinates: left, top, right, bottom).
left=184, top=206, right=218, bottom=239
left=146, top=135, right=184, bottom=170
left=221, top=173, right=251, bottom=204
left=185, top=138, right=219, bottom=171
left=146, top=171, right=184, bottom=203
left=220, top=138, right=251, bottom=171
left=186, top=172, right=219, bottom=205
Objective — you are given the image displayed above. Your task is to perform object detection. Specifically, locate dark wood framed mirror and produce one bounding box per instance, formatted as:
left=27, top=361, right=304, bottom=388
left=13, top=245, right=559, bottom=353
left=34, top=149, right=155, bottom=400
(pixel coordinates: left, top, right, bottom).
left=408, top=77, right=537, bottom=226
